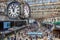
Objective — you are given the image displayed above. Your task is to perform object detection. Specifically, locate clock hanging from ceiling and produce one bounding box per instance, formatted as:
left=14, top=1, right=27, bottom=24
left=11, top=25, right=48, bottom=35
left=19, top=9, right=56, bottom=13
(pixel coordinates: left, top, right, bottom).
left=7, top=1, right=31, bottom=19
left=7, top=1, right=21, bottom=19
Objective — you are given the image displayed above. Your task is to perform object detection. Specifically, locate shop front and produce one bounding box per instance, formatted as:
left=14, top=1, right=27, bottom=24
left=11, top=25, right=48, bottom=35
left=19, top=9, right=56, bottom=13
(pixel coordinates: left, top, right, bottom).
left=52, top=21, right=60, bottom=38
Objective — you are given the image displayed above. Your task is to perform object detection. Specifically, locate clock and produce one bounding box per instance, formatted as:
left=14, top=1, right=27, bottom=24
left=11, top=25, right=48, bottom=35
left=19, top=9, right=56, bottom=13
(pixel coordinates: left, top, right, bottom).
left=23, top=2, right=30, bottom=18
left=7, top=1, right=20, bottom=19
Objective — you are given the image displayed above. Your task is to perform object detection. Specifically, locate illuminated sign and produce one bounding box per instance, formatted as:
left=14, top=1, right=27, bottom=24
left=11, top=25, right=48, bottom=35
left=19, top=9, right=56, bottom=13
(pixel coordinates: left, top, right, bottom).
left=3, top=22, right=11, bottom=29
left=27, top=32, right=42, bottom=35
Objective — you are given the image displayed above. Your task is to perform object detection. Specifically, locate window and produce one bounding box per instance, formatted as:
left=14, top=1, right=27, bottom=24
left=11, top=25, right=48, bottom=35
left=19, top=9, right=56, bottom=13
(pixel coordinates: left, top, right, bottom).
left=51, top=0, right=59, bottom=3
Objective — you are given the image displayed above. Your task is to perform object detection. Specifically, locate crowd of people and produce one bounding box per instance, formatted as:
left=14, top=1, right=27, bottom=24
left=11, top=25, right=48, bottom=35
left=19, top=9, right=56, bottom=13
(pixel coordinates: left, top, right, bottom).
left=3, top=21, right=55, bottom=40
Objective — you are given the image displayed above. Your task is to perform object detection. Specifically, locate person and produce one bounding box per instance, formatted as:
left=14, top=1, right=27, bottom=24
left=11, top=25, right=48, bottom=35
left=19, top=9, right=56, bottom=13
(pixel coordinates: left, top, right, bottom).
left=48, top=35, right=53, bottom=40
left=14, top=36, right=16, bottom=40
left=26, top=39, right=28, bottom=40
left=20, top=38, right=22, bottom=40
left=43, top=36, right=47, bottom=40
left=11, top=37, right=14, bottom=40
left=48, top=32, right=53, bottom=40
left=7, top=36, right=10, bottom=40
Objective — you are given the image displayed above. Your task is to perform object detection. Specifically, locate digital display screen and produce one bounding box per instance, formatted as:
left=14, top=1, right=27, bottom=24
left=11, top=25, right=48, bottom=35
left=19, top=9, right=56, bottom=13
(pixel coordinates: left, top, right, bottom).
left=0, top=21, right=11, bottom=31
left=3, top=22, right=11, bottom=29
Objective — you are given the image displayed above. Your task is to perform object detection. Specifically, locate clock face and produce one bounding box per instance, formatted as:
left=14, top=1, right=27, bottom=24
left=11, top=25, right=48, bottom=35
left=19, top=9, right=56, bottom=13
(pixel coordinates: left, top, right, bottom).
left=24, top=4, right=30, bottom=18
left=7, top=2, right=20, bottom=18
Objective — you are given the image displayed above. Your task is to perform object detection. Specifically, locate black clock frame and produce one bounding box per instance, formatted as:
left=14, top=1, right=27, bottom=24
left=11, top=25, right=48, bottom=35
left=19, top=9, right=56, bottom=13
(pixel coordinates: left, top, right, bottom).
left=7, top=1, right=21, bottom=19
left=23, top=2, right=31, bottom=18
left=18, top=1, right=31, bottom=19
